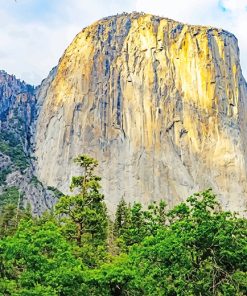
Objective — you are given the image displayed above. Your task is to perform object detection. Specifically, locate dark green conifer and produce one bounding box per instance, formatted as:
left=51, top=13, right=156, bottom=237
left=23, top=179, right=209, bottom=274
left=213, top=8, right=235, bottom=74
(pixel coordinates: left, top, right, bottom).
left=55, top=154, right=108, bottom=247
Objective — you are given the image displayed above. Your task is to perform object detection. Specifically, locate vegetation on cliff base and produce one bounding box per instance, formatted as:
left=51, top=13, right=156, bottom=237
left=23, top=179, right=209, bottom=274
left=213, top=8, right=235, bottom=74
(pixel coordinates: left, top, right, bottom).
left=0, top=186, right=20, bottom=209
left=0, top=155, right=246, bottom=296
left=0, top=130, right=29, bottom=171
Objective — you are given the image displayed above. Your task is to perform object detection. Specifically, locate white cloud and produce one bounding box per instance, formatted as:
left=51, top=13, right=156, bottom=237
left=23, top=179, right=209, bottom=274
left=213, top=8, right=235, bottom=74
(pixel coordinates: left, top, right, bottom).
left=135, top=0, right=219, bottom=24
left=0, top=0, right=246, bottom=84
left=218, top=1, right=247, bottom=78
left=221, top=0, right=247, bottom=11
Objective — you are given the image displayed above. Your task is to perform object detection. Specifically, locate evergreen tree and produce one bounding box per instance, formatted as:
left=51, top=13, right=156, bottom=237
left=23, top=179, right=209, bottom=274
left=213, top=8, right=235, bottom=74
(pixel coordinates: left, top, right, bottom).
left=89, top=190, right=247, bottom=296
left=113, top=197, right=130, bottom=237
left=0, top=201, right=31, bottom=238
left=114, top=199, right=167, bottom=250
left=55, top=155, right=108, bottom=247
left=0, top=204, right=17, bottom=237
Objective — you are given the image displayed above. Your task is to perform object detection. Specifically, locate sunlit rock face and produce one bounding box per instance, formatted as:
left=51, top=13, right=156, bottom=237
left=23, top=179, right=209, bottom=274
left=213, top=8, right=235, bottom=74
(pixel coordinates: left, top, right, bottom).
left=34, top=12, right=247, bottom=213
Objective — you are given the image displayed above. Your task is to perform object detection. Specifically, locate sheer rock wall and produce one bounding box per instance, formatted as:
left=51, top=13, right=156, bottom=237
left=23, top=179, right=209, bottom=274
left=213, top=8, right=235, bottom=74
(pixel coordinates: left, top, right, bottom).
left=34, top=13, right=247, bottom=213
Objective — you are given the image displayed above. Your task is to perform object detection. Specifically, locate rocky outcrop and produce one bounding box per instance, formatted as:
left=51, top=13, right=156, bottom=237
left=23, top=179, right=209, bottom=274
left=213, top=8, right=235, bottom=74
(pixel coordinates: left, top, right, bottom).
left=0, top=70, right=36, bottom=153
left=0, top=71, right=56, bottom=214
left=34, top=13, right=247, bottom=213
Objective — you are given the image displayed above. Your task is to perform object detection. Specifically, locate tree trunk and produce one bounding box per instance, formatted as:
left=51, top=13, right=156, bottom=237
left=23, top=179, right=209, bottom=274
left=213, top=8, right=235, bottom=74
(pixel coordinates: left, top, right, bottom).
left=77, top=223, right=82, bottom=246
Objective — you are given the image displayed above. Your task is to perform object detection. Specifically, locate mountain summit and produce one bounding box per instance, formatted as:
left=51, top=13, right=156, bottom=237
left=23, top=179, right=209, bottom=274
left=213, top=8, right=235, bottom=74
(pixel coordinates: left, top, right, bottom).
left=32, top=13, right=247, bottom=212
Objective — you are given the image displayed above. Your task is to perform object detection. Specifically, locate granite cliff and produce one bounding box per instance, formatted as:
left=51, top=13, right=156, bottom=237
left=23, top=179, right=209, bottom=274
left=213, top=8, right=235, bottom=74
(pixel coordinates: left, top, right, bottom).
left=32, top=13, right=247, bottom=213
left=0, top=71, right=58, bottom=214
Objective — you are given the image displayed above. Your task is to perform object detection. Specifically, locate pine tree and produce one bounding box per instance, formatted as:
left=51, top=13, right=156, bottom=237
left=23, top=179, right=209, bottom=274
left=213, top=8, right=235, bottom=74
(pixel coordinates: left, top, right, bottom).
left=55, top=155, right=108, bottom=247
left=113, top=197, right=130, bottom=237
left=0, top=204, right=17, bottom=237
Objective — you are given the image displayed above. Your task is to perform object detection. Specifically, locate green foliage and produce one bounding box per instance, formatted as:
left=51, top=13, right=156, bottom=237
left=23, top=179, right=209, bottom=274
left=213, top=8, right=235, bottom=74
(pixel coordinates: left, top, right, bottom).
left=0, top=166, right=11, bottom=185
left=31, top=176, right=43, bottom=187
left=114, top=198, right=129, bottom=234
left=0, top=203, right=19, bottom=238
left=0, top=220, right=89, bottom=295
left=47, top=186, right=63, bottom=199
left=0, top=152, right=246, bottom=296
left=114, top=199, right=167, bottom=250
left=0, top=188, right=31, bottom=238
left=0, top=186, right=20, bottom=208
left=0, top=130, right=29, bottom=170
left=56, top=154, right=108, bottom=251
left=0, top=184, right=31, bottom=240
left=92, top=189, right=247, bottom=295
left=84, top=254, right=137, bottom=296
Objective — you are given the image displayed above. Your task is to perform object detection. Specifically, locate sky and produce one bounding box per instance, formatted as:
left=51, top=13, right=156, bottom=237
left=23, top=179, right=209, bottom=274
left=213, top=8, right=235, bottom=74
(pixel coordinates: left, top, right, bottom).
left=0, top=0, right=247, bottom=85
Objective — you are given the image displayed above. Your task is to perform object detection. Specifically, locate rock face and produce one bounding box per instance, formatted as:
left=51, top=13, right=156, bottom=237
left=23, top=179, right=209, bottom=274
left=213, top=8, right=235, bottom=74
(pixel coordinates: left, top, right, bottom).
left=0, top=70, right=36, bottom=154
left=34, top=13, right=247, bottom=213
left=0, top=71, right=56, bottom=215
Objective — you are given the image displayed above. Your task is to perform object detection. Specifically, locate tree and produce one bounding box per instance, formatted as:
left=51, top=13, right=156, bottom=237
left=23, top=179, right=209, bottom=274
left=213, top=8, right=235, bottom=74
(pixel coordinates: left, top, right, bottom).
left=114, top=198, right=167, bottom=250
left=0, top=187, right=31, bottom=238
left=114, top=198, right=130, bottom=237
left=90, top=190, right=247, bottom=295
left=0, top=220, right=89, bottom=295
left=55, top=155, right=108, bottom=247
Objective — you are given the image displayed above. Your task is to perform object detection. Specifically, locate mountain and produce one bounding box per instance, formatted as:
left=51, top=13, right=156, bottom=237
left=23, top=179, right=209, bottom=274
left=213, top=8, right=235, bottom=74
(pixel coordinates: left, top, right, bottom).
left=0, top=71, right=57, bottom=214
left=34, top=12, right=247, bottom=213
left=1, top=12, right=247, bottom=214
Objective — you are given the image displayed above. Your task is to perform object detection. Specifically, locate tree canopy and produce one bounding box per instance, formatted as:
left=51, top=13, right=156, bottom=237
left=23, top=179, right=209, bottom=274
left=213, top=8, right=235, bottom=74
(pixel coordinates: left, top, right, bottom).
left=0, top=155, right=246, bottom=295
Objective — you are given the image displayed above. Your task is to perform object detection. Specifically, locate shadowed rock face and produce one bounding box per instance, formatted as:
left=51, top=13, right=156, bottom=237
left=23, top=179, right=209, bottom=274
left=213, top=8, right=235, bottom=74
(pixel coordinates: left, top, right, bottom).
left=0, top=70, right=36, bottom=151
left=0, top=71, right=57, bottom=215
left=34, top=12, right=247, bottom=213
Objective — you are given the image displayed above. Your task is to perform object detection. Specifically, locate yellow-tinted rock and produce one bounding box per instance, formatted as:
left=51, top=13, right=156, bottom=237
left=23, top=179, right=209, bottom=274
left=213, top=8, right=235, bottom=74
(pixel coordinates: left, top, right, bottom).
left=34, top=13, right=247, bottom=213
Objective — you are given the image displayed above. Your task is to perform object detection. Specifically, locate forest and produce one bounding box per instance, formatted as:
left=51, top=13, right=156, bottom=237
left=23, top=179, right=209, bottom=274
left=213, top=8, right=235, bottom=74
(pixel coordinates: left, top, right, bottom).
left=0, top=155, right=246, bottom=296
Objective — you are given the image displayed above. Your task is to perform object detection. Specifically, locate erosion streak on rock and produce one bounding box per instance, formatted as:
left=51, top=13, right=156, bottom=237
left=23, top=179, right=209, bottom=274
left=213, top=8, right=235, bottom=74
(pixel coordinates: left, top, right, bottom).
left=34, top=13, right=247, bottom=213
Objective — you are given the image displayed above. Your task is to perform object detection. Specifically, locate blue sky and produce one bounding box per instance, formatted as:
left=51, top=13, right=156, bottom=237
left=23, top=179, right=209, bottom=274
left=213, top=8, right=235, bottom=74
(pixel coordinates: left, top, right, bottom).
left=0, top=0, right=247, bottom=84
